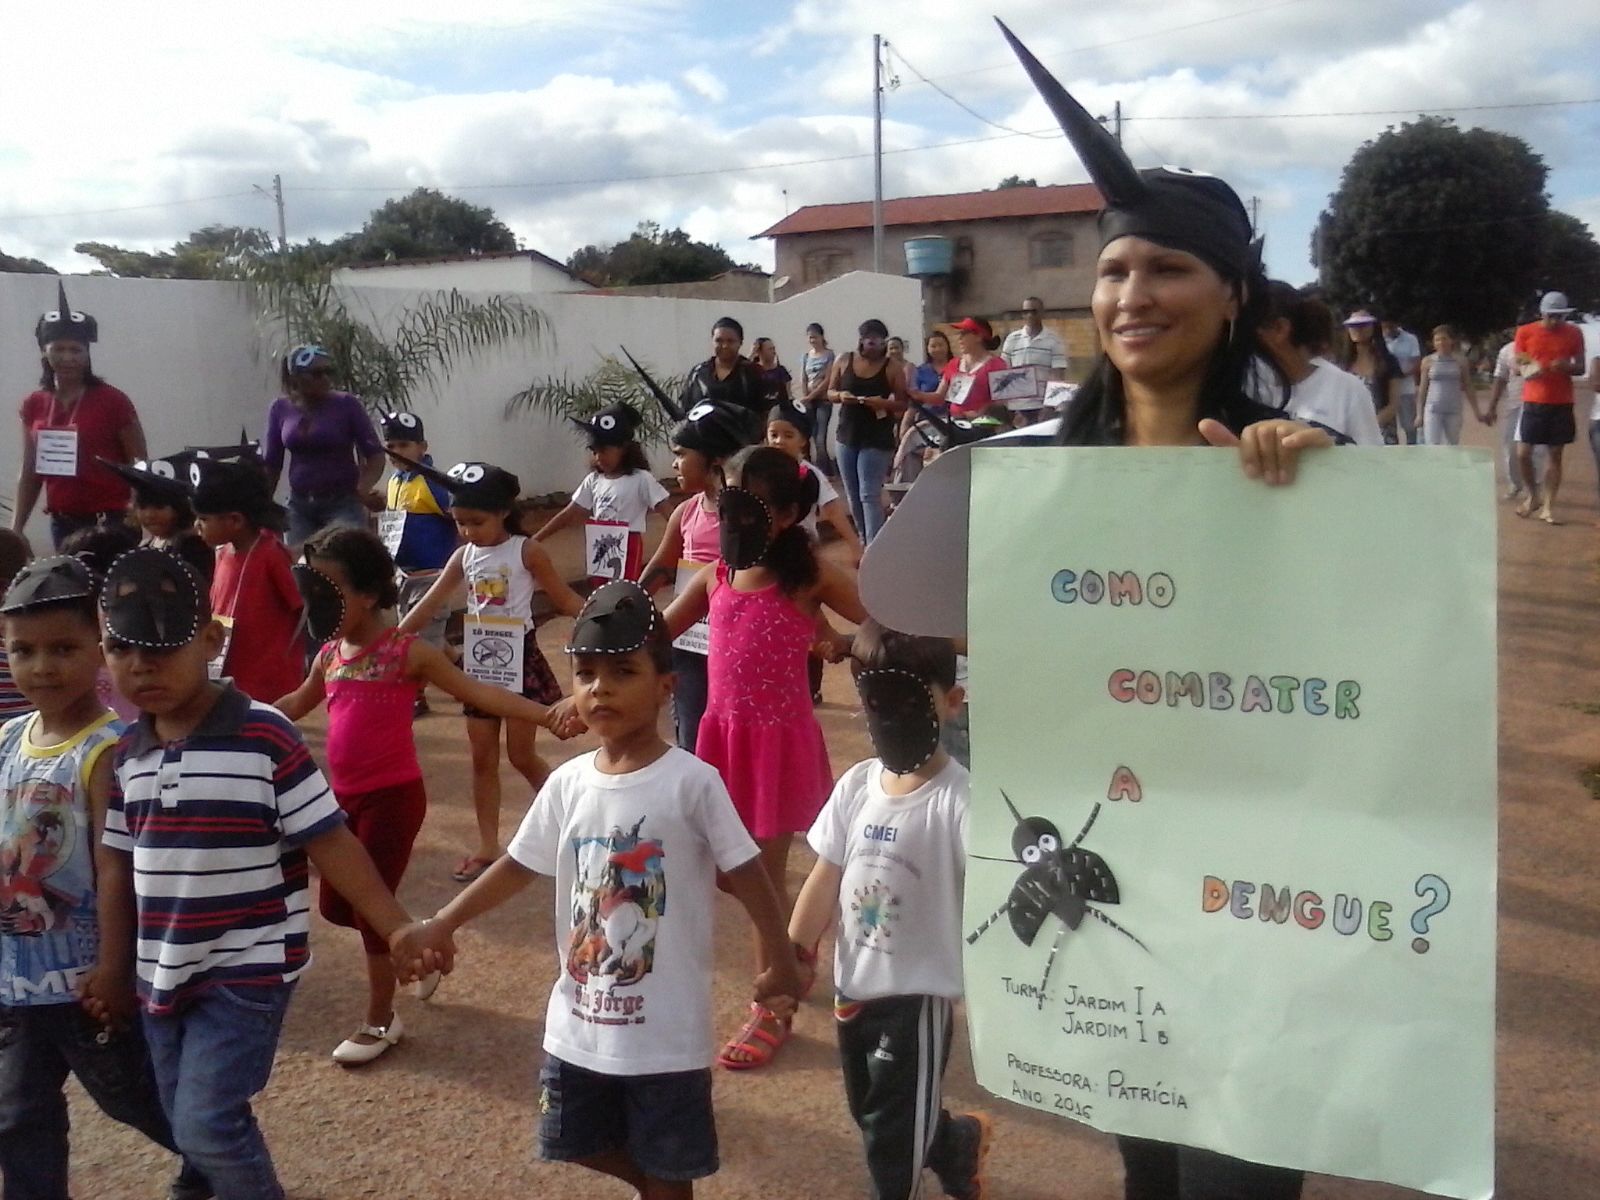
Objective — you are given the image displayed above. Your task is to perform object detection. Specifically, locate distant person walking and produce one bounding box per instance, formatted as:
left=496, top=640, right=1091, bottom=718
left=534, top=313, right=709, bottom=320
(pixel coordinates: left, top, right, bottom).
left=262, top=345, right=386, bottom=549
left=1415, top=325, right=1481, bottom=446
left=799, top=323, right=837, bottom=476
left=1382, top=317, right=1423, bottom=446
left=1340, top=310, right=1401, bottom=436
left=12, top=283, right=147, bottom=549
left=1512, top=292, right=1587, bottom=523
left=1488, top=335, right=1537, bottom=500
left=825, top=319, right=908, bottom=543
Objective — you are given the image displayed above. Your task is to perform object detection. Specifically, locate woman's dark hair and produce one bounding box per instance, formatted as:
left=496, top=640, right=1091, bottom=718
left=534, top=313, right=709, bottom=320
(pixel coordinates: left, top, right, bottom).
left=714, top=316, right=744, bottom=341
left=37, top=355, right=106, bottom=391
left=0, top=531, right=29, bottom=593
left=923, top=330, right=953, bottom=363
left=806, top=322, right=825, bottom=337
left=851, top=617, right=958, bottom=690
left=606, top=440, right=652, bottom=474
left=1259, top=280, right=1336, bottom=353
left=134, top=490, right=195, bottom=530
left=169, top=530, right=216, bottom=588
left=305, top=526, right=401, bottom=609
left=726, top=445, right=821, bottom=597
left=859, top=318, right=889, bottom=340
left=1058, top=263, right=1273, bottom=446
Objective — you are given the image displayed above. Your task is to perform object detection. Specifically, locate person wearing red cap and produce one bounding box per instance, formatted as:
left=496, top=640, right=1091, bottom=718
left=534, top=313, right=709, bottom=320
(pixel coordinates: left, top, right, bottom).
left=930, top=318, right=1008, bottom=420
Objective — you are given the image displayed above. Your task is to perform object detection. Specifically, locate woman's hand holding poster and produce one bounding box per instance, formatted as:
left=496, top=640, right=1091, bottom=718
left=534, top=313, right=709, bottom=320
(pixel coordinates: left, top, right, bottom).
left=964, top=447, right=1495, bottom=1200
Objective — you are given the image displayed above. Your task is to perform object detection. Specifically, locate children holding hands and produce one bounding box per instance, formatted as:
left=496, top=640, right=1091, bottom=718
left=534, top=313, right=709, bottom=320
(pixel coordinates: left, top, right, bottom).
left=393, top=581, right=801, bottom=1199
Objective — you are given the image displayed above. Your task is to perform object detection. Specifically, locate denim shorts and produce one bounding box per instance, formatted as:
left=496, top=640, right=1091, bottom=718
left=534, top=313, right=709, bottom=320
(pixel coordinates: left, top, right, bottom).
left=536, top=1054, right=717, bottom=1182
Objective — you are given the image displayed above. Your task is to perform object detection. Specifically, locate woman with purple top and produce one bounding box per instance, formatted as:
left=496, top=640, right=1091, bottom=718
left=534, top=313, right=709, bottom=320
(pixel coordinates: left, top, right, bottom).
left=262, top=345, right=386, bottom=548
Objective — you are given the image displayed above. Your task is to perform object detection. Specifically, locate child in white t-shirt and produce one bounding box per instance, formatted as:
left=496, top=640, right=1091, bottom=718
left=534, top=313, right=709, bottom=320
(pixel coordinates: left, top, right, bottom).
left=394, top=581, right=800, bottom=1195
left=534, top=402, right=673, bottom=582
left=790, top=618, right=992, bottom=1200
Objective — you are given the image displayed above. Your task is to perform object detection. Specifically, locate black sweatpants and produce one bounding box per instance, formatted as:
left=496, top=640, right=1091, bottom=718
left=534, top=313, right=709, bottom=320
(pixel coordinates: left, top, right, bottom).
left=1118, top=1135, right=1305, bottom=1200
left=837, top=994, right=963, bottom=1200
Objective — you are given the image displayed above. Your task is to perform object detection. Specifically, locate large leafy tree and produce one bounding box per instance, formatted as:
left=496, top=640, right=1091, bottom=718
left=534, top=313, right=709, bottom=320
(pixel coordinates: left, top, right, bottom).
left=1536, top=211, right=1600, bottom=315
left=75, top=225, right=275, bottom=278
left=1315, top=117, right=1549, bottom=338
left=335, top=188, right=518, bottom=263
left=0, top=247, right=55, bottom=273
left=567, top=221, right=754, bottom=287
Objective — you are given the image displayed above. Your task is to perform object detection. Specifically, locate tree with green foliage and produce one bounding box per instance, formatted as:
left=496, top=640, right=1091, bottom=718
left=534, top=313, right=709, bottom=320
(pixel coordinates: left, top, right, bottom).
left=1536, top=211, right=1600, bottom=314
left=0, top=248, right=55, bottom=274
left=995, top=175, right=1039, bottom=189
left=334, top=188, right=518, bottom=263
left=1315, top=117, right=1550, bottom=339
left=504, top=351, right=681, bottom=446
left=75, top=225, right=275, bottom=278
left=566, top=221, right=754, bottom=287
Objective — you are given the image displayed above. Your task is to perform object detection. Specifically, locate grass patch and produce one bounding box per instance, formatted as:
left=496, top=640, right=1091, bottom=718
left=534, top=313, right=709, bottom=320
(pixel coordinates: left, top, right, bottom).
left=1581, top=765, right=1600, bottom=802
left=1561, top=700, right=1600, bottom=716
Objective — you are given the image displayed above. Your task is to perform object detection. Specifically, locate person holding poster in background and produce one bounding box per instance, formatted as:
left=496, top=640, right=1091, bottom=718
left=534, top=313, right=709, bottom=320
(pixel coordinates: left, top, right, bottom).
left=13, top=283, right=147, bottom=550
left=863, top=23, right=1344, bottom=1200
left=1001, top=297, right=1069, bottom=425
left=397, top=459, right=583, bottom=884
left=931, top=318, right=1008, bottom=420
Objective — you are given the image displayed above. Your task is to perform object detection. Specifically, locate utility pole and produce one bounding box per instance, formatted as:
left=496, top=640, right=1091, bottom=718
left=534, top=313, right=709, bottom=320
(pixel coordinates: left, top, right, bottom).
left=1249, top=195, right=1260, bottom=235
left=255, top=175, right=288, bottom=250
left=1113, top=100, right=1123, bottom=146
left=872, top=34, right=885, bottom=274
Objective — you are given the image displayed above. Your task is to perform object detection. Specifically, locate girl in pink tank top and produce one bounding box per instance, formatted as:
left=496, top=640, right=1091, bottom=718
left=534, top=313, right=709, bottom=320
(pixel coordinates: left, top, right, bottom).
left=275, top=527, right=582, bottom=1067
left=665, top=446, right=867, bottom=1069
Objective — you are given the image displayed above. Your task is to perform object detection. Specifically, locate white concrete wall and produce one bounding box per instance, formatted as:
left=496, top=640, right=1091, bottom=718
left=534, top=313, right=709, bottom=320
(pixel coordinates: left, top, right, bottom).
left=1, top=268, right=921, bottom=544
left=1, top=272, right=277, bottom=547
left=333, top=255, right=589, bottom=294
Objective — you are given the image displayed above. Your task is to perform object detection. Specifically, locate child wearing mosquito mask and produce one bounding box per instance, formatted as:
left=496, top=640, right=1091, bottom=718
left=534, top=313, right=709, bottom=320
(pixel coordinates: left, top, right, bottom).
left=789, top=618, right=991, bottom=1200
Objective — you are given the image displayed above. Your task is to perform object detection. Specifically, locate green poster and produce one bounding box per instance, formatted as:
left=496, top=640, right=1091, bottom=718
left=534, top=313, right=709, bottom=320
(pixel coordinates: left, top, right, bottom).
left=964, top=447, right=1495, bottom=1199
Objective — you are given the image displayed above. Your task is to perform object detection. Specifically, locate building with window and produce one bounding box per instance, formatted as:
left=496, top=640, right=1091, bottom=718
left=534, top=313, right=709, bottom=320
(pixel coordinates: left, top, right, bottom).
left=756, top=184, right=1104, bottom=372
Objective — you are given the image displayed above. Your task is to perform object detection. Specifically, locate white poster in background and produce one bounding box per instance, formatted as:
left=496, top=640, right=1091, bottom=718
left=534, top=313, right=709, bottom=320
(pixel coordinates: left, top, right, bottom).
left=991, top=365, right=1044, bottom=409
left=945, top=374, right=975, bottom=412
left=1043, top=381, right=1079, bottom=408
left=464, top=614, right=525, bottom=690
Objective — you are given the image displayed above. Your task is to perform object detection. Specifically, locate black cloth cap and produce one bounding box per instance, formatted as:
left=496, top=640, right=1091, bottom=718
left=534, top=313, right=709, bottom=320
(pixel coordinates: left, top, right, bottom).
left=571, top=402, right=643, bottom=448
left=566, top=580, right=662, bottom=655
left=35, top=281, right=98, bottom=348
left=186, top=431, right=262, bottom=466
left=388, top=454, right=521, bottom=511
left=381, top=411, right=425, bottom=442
left=188, top=458, right=279, bottom=522
left=672, top=400, right=756, bottom=461
left=997, top=20, right=1259, bottom=278
left=767, top=402, right=813, bottom=441
left=100, top=547, right=209, bottom=649
left=1, top=556, right=97, bottom=615
left=100, top=454, right=194, bottom=505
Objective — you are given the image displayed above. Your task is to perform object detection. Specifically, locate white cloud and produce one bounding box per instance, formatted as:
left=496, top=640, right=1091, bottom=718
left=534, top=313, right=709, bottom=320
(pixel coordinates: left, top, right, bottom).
left=681, top=66, right=729, bottom=104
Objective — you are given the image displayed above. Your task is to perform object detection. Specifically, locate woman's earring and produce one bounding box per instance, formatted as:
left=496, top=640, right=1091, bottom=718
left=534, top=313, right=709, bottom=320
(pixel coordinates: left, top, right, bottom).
left=1227, top=318, right=1236, bottom=346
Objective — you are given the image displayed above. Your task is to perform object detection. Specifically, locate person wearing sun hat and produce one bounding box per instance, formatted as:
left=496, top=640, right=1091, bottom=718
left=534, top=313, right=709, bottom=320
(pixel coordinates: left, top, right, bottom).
left=261, top=344, right=386, bottom=550
left=12, top=281, right=148, bottom=550
left=1509, top=290, right=1587, bottom=522
left=1338, top=308, right=1402, bottom=439
left=860, top=21, right=1343, bottom=1200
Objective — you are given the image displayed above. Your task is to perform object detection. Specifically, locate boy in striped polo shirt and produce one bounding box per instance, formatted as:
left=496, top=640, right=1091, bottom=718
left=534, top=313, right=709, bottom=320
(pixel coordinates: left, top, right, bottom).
left=92, top=549, right=451, bottom=1200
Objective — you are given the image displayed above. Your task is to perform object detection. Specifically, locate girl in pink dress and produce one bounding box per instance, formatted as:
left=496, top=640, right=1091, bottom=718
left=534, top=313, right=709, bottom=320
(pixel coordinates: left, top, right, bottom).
left=666, top=445, right=867, bottom=1068
left=274, top=527, right=580, bottom=1067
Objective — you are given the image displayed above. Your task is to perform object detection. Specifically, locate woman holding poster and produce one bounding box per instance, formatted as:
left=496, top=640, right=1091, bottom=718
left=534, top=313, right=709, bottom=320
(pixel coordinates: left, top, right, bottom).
left=863, top=23, right=1343, bottom=1200
left=934, top=317, right=1009, bottom=419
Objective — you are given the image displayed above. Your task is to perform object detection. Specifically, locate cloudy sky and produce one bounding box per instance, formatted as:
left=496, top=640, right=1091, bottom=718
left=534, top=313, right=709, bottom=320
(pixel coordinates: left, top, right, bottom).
left=2, top=0, right=1596, bottom=288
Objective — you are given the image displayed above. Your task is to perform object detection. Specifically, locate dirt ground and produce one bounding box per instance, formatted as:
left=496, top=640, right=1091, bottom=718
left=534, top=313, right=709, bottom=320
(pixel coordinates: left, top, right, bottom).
left=65, top=422, right=1600, bottom=1199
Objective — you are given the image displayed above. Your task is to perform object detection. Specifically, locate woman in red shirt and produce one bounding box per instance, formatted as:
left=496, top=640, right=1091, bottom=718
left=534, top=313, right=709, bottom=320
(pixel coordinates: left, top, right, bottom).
left=932, top=317, right=1009, bottom=419
left=11, top=282, right=146, bottom=550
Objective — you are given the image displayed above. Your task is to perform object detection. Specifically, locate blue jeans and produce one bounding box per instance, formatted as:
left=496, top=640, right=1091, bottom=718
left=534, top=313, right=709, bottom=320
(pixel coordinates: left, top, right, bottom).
left=672, top=648, right=709, bottom=752
left=47, top=510, right=124, bottom=553
left=286, top=492, right=367, bottom=551
left=811, top=403, right=837, bottom=477
left=0, top=1003, right=208, bottom=1200
left=143, top=983, right=295, bottom=1200
left=837, top=443, right=893, bottom=543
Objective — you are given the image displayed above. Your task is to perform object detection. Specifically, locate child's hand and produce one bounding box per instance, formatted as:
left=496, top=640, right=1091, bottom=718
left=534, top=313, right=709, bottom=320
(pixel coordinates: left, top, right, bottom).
left=546, top=697, right=587, bottom=740
left=753, top=955, right=804, bottom=1017
left=813, top=629, right=853, bottom=663
left=390, top=918, right=456, bottom=983
left=79, top=964, right=137, bottom=1029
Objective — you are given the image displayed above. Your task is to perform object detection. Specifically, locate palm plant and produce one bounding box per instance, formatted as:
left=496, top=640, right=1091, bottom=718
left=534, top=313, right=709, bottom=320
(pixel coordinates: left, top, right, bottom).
left=504, top=352, right=685, bottom=447
left=240, top=252, right=551, bottom=411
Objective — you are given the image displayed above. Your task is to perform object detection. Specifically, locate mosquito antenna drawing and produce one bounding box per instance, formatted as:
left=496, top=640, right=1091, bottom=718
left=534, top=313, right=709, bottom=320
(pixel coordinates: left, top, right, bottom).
left=967, top=790, right=1147, bottom=1009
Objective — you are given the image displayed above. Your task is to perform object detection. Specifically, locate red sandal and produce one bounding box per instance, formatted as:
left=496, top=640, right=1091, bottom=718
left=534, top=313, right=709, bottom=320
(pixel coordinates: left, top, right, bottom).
left=716, top=1002, right=790, bottom=1070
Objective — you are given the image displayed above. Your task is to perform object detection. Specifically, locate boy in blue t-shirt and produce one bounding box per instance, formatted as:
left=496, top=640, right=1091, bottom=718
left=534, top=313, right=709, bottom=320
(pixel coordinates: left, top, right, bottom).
left=374, top=412, right=457, bottom=711
left=0, top=556, right=208, bottom=1200
left=93, top=548, right=448, bottom=1199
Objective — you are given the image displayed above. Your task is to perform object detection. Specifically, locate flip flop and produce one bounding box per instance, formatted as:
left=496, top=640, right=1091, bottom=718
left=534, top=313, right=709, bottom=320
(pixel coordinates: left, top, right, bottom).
left=717, top=1002, right=790, bottom=1070
left=451, top=856, right=495, bottom=884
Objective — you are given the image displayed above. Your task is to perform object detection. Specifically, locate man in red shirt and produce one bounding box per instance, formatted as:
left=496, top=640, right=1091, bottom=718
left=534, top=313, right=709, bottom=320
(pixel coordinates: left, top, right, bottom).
left=1513, top=291, right=1587, bottom=523
left=11, top=283, right=146, bottom=549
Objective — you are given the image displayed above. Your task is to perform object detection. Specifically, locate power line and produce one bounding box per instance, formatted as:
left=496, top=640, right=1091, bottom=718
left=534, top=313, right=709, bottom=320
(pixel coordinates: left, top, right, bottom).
left=0, top=190, right=258, bottom=223
left=886, top=42, right=1054, bottom=141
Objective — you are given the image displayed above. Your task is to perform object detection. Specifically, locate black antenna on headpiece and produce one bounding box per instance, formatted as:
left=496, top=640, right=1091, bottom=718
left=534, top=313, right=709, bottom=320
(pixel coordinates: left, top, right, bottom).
left=994, top=19, right=1146, bottom=208
left=56, top=279, right=71, bottom=319
left=620, top=346, right=683, bottom=422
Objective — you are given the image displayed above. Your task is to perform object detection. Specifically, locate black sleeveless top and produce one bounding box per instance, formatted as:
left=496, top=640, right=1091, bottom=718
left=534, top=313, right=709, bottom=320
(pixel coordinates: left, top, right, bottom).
left=836, top=354, right=896, bottom=451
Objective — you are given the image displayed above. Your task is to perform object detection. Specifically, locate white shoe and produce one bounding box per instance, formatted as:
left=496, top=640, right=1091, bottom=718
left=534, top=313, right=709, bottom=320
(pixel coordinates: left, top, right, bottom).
left=331, top=1012, right=404, bottom=1065
left=412, top=970, right=441, bottom=1001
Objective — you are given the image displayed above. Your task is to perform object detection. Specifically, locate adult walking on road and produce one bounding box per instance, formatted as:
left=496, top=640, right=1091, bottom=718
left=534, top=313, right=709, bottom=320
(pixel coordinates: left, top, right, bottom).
left=1512, top=292, right=1587, bottom=524
left=12, top=283, right=147, bottom=549
left=1415, top=325, right=1481, bottom=446
left=1382, top=317, right=1422, bottom=446
left=262, top=345, right=385, bottom=549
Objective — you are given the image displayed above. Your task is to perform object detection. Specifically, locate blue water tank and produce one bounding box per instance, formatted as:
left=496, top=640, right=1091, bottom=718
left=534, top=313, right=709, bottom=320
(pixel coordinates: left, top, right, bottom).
left=903, top=236, right=954, bottom=277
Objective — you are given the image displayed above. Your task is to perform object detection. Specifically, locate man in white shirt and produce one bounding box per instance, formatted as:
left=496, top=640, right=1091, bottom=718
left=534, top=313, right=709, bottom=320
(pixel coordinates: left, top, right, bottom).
left=1382, top=318, right=1422, bottom=446
left=1001, top=297, right=1068, bottom=425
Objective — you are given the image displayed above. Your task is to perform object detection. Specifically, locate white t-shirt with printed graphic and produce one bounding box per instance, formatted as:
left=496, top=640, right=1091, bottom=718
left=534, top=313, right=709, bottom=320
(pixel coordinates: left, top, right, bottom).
left=807, top=756, right=970, bottom=1002
left=572, top=469, right=670, bottom=534
left=508, top=746, right=758, bottom=1075
left=802, top=459, right=838, bottom=536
